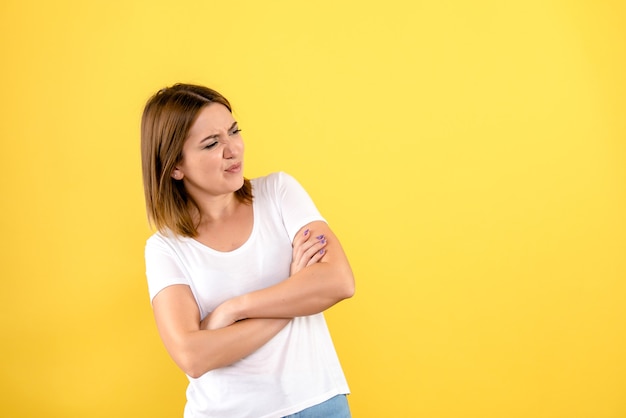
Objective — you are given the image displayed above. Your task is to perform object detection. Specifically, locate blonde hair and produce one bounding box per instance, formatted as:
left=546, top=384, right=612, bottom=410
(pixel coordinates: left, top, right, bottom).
left=141, top=83, right=252, bottom=237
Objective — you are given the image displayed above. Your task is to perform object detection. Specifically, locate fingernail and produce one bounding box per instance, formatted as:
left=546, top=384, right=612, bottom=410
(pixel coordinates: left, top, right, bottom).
left=320, top=239, right=326, bottom=244
left=316, top=235, right=324, bottom=240
left=319, top=249, right=325, bottom=255
left=304, top=229, right=309, bottom=236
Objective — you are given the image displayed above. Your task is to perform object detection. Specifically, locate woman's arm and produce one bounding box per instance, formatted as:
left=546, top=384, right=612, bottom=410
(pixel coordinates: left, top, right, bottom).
left=151, top=222, right=337, bottom=377
left=152, top=221, right=354, bottom=378
left=207, top=220, right=355, bottom=327
left=152, top=284, right=290, bottom=378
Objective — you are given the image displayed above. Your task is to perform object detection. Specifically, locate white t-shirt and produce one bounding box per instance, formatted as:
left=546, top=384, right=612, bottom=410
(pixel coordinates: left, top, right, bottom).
left=145, top=172, right=350, bottom=418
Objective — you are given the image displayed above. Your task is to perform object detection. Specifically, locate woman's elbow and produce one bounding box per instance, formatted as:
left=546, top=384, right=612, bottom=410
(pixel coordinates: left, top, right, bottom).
left=180, top=356, right=221, bottom=378
left=185, top=366, right=206, bottom=379
left=173, top=345, right=218, bottom=378
left=339, top=271, right=355, bottom=300
left=177, top=352, right=208, bottom=378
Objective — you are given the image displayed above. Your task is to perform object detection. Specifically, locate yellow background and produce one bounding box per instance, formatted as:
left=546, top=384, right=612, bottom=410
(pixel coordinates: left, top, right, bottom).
left=1, top=1, right=625, bottom=417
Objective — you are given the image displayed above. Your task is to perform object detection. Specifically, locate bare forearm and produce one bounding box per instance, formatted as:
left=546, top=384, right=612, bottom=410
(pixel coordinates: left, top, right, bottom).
left=195, top=221, right=355, bottom=338
left=229, top=262, right=354, bottom=321
left=174, top=317, right=290, bottom=378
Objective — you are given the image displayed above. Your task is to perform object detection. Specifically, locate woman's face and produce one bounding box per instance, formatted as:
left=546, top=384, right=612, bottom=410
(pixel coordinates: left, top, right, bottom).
left=172, top=103, right=244, bottom=200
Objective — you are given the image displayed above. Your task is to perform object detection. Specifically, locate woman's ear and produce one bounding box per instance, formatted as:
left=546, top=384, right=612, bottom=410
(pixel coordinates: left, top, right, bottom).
left=171, top=168, right=184, bottom=180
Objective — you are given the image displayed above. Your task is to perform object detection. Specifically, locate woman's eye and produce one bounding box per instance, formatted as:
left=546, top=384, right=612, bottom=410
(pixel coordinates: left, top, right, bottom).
left=204, top=142, right=218, bottom=149
left=230, top=128, right=242, bottom=135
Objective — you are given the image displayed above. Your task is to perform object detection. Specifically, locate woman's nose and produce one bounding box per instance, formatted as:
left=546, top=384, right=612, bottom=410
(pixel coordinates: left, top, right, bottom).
left=222, top=135, right=237, bottom=159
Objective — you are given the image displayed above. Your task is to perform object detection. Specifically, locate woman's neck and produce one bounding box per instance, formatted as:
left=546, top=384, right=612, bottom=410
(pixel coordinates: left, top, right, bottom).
left=193, top=192, right=240, bottom=224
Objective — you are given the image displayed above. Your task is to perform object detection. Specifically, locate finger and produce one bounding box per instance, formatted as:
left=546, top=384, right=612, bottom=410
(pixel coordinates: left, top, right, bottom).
left=291, top=228, right=312, bottom=261
left=300, top=236, right=328, bottom=265
left=291, top=247, right=323, bottom=275
left=305, top=247, right=327, bottom=267
left=291, top=243, right=312, bottom=275
left=291, top=233, right=327, bottom=274
left=295, top=232, right=323, bottom=255
left=292, top=231, right=319, bottom=263
left=292, top=228, right=311, bottom=249
left=295, top=234, right=325, bottom=260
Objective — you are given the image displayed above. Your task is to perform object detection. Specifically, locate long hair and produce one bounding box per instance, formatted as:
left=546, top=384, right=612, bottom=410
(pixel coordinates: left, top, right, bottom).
left=141, top=83, right=252, bottom=237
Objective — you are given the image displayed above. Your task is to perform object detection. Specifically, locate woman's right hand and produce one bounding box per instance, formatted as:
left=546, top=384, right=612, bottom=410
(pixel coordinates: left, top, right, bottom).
left=290, top=228, right=328, bottom=275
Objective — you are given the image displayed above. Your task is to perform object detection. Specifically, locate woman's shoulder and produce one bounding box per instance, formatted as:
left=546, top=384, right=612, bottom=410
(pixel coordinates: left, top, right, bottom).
left=145, top=228, right=187, bottom=250
left=251, top=171, right=298, bottom=193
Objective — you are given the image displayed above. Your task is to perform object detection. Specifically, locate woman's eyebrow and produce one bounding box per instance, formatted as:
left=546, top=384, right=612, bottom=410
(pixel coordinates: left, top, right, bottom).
left=199, top=122, right=238, bottom=144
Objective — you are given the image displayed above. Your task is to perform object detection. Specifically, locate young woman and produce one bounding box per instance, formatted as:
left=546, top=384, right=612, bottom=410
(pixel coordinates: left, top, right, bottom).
left=140, top=83, right=355, bottom=417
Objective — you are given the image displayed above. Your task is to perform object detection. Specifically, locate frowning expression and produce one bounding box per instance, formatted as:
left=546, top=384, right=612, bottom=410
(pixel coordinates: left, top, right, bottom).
left=172, top=103, right=244, bottom=200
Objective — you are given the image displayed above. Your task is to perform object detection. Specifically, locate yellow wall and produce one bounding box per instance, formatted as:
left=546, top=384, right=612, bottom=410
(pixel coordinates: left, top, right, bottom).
left=1, top=1, right=624, bottom=417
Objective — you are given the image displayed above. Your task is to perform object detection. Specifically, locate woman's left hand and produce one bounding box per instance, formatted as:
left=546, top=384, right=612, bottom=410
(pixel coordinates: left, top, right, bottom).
left=290, top=228, right=328, bottom=276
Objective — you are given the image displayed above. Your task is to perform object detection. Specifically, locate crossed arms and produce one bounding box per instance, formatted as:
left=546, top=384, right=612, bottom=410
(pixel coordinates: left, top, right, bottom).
left=151, top=220, right=355, bottom=378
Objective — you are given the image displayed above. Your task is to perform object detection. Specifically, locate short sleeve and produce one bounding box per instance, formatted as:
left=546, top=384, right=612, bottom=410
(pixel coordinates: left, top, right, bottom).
left=272, top=172, right=326, bottom=242
left=144, top=233, right=189, bottom=303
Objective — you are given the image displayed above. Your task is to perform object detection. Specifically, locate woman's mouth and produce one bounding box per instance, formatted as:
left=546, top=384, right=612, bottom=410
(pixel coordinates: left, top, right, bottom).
left=225, top=162, right=242, bottom=173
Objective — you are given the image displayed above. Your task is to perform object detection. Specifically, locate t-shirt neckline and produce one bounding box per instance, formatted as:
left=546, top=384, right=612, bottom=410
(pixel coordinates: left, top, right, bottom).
left=187, top=186, right=258, bottom=256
